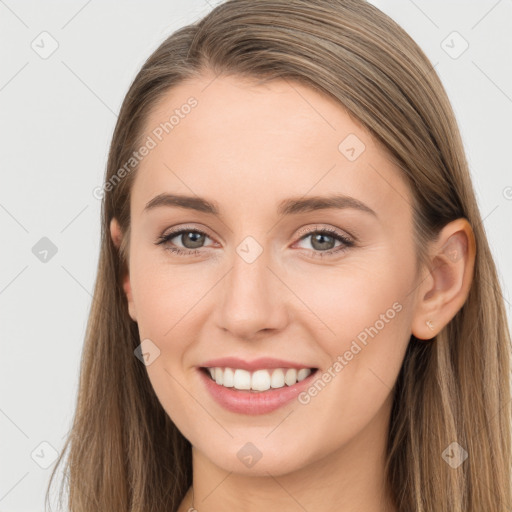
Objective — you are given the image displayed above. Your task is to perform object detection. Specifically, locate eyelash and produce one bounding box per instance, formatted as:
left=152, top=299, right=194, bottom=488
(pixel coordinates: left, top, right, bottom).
left=154, top=226, right=354, bottom=259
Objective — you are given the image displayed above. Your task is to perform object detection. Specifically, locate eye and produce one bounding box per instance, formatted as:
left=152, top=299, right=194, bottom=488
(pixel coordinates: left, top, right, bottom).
left=155, top=224, right=354, bottom=259
left=155, top=227, right=215, bottom=256
left=293, top=226, right=354, bottom=258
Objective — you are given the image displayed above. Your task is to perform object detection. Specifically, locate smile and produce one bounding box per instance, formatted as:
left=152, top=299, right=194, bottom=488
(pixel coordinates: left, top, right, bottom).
left=198, top=366, right=319, bottom=415
left=202, top=366, right=316, bottom=392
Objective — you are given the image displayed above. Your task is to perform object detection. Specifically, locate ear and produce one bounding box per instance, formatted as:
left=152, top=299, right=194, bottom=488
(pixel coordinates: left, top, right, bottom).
left=411, top=218, right=476, bottom=340
left=110, top=217, right=137, bottom=322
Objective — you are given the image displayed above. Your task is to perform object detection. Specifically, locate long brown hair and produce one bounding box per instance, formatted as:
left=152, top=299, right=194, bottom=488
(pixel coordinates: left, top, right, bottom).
left=46, top=1, right=512, bottom=510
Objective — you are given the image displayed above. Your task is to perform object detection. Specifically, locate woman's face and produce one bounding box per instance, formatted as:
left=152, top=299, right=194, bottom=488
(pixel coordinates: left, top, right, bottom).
left=116, top=73, right=424, bottom=476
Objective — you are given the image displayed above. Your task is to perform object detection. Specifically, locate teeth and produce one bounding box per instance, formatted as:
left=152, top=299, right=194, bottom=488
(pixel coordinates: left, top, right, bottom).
left=251, top=369, right=271, bottom=391
left=284, top=368, right=297, bottom=386
left=271, top=368, right=285, bottom=388
left=297, top=368, right=311, bottom=382
left=223, top=367, right=234, bottom=387
left=233, top=369, right=251, bottom=390
left=205, top=367, right=313, bottom=391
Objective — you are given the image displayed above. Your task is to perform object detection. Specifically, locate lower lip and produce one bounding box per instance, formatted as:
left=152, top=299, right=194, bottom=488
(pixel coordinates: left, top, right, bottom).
left=198, top=368, right=318, bottom=415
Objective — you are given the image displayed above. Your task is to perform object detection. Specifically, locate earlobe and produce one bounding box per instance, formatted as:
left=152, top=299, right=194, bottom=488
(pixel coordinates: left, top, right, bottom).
left=122, top=274, right=137, bottom=322
left=110, top=218, right=123, bottom=249
left=109, top=217, right=137, bottom=322
left=412, top=218, right=476, bottom=340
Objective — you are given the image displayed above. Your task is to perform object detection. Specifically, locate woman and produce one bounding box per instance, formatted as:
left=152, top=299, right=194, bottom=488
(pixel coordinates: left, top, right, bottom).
left=46, top=0, right=512, bottom=510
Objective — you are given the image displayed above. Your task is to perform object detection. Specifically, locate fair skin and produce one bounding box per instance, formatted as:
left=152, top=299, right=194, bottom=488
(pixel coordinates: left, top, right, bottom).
left=110, top=73, right=475, bottom=512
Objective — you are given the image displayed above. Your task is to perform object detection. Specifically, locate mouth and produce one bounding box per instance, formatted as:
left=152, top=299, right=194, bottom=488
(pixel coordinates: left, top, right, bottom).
left=200, top=366, right=319, bottom=393
left=197, top=364, right=319, bottom=415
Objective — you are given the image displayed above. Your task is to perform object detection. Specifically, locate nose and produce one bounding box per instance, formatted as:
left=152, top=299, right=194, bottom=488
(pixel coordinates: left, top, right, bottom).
left=214, top=243, right=289, bottom=341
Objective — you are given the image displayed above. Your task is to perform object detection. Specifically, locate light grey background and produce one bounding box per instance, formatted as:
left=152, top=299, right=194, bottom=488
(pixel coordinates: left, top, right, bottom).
left=1, top=1, right=511, bottom=510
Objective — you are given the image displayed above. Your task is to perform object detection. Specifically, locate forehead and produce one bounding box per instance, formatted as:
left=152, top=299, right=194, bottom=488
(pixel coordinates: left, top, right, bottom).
left=132, top=73, right=412, bottom=222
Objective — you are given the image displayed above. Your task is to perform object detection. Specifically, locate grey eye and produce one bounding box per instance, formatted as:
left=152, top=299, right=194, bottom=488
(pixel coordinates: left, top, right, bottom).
left=174, top=231, right=207, bottom=249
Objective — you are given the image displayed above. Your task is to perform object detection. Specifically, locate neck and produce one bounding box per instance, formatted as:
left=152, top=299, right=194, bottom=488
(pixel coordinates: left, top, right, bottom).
left=178, top=396, right=396, bottom=512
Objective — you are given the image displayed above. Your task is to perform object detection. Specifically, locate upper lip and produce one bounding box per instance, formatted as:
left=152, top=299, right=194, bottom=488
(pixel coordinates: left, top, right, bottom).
left=199, top=357, right=317, bottom=372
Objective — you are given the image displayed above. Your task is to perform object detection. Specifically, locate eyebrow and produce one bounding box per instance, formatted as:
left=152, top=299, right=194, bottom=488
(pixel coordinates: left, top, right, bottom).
left=143, top=193, right=377, bottom=218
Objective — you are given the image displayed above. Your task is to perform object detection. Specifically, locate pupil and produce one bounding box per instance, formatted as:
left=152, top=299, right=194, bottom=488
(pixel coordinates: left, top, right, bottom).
left=312, top=233, right=334, bottom=250
left=183, top=231, right=205, bottom=249
left=179, top=231, right=336, bottom=251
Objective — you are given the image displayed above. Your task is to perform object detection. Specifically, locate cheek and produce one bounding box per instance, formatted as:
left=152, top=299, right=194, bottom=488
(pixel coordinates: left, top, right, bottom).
left=129, top=257, right=205, bottom=428
left=127, top=235, right=417, bottom=470
left=291, top=256, right=415, bottom=437
left=131, top=237, right=416, bottom=367
left=130, top=246, right=208, bottom=339
left=129, top=253, right=215, bottom=419
left=287, top=250, right=415, bottom=351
